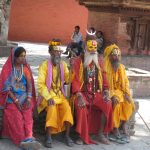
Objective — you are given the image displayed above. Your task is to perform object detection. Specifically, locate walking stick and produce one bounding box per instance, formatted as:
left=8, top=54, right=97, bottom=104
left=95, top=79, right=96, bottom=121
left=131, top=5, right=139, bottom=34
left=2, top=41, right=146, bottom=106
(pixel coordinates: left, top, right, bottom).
left=137, top=111, right=150, bottom=132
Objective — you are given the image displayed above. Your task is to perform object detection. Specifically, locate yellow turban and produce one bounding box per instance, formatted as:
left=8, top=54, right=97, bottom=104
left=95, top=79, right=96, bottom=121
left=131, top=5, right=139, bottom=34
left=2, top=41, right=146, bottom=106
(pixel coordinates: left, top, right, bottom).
left=104, top=44, right=120, bottom=59
left=48, top=39, right=62, bottom=51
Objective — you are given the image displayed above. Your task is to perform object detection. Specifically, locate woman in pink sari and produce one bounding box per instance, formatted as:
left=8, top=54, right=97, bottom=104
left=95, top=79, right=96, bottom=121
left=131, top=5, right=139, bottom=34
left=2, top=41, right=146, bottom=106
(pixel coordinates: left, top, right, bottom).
left=0, top=47, right=41, bottom=150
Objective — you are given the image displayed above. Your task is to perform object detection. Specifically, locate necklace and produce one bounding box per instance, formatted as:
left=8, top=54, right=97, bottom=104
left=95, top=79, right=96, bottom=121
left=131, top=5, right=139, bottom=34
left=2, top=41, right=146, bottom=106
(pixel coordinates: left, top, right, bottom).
left=87, top=64, right=95, bottom=77
left=14, top=64, right=23, bottom=82
left=85, top=64, right=96, bottom=95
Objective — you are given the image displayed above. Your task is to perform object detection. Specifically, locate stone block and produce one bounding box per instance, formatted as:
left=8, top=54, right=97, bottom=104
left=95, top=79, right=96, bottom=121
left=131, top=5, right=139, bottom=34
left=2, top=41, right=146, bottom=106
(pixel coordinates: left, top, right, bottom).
left=0, top=46, right=12, bottom=57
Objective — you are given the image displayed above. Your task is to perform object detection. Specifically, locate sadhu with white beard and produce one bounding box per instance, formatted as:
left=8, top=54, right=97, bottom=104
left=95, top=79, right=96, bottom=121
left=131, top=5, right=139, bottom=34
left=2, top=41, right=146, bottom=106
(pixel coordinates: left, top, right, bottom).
left=104, top=44, right=135, bottom=140
left=71, top=37, right=113, bottom=145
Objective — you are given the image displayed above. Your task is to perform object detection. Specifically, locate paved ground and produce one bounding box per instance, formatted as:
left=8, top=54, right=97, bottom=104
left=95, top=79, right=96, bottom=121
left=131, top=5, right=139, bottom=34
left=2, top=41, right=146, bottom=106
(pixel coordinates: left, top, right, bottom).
left=0, top=42, right=150, bottom=150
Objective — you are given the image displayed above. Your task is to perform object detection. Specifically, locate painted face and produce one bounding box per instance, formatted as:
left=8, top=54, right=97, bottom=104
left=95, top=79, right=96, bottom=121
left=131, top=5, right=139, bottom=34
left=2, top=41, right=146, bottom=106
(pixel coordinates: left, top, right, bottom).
left=15, top=52, right=26, bottom=64
left=111, top=48, right=120, bottom=56
left=86, top=40, right=97, bottom=53
left=110, top=48, right=121, bottom=70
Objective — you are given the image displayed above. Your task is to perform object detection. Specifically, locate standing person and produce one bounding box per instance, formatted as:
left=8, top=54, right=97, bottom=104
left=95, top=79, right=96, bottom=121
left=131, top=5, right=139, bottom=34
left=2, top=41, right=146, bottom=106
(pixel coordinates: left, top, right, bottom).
left=0, top=47, right=41, bottom=150
left=104, top=44, right=135, bottom=143
left=71, top=36, right=113, bottom=145
left=63, top=25, right=83, bottom=57
left=37, top=39, right=74, bottom=148
left=96, top=31, right=105, bottom=54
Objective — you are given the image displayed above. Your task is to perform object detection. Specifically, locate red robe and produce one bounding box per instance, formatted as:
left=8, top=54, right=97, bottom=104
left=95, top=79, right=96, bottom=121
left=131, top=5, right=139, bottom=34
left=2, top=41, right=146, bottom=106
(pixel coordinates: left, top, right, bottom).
left=72, top=56, right=113, bottom=144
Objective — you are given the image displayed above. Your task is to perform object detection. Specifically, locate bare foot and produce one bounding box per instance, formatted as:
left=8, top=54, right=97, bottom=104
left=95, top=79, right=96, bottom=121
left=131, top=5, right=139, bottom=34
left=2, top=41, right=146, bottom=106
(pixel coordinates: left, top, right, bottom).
left=98, top=134, right=111, bottom=145
left=75, top=138, right=84, bottom=145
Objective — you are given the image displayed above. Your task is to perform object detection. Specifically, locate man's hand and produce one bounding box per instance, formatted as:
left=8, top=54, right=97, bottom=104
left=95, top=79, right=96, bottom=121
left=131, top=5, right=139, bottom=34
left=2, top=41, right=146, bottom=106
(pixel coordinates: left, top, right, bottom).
left=111, top=96, right=119, bottom=108
left=124, top=94, right=132, bottom=103
left=102, top=90, right=111, bottom=102
left=76, top=92, right=85, bottom=108
left=48, top=99, right=55, bottom=106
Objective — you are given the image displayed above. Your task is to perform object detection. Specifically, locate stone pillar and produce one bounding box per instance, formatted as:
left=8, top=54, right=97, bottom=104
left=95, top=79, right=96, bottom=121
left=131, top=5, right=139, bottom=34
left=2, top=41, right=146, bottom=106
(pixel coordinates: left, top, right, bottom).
left=0, top=1, right=10, bottom=46
left=87, top=11, right=120, bottom=46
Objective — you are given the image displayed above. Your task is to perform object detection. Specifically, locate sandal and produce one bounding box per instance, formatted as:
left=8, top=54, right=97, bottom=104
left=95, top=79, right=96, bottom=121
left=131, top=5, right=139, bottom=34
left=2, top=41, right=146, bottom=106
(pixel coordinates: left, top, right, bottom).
left=121, top=134, right=130, bottom=143
left=65, top=136, right=74, bottom=147
left=109, top=135, right=126, bottom=144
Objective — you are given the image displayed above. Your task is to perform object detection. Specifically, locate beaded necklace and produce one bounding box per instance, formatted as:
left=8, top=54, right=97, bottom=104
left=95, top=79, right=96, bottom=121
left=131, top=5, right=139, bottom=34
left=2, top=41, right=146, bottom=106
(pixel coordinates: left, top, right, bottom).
left=14, top=64, right=23, bottom=82
left=52, top=65, right=61, bottom=96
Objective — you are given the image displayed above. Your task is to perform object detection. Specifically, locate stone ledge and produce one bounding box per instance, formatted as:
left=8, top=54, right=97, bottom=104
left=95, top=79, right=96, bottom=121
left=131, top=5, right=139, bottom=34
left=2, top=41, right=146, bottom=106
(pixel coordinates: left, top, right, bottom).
left=0, top=43, right=17, bottom=57
left=0, top=46, right=12, bottom=57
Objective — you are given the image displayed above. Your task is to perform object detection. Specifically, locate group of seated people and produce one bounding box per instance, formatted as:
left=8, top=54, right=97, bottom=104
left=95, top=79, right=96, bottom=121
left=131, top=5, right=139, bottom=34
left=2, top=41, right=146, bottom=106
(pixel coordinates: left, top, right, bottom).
left=63, top=26, right=105, bottom=58
left=0, top=32, right=135, bottom=150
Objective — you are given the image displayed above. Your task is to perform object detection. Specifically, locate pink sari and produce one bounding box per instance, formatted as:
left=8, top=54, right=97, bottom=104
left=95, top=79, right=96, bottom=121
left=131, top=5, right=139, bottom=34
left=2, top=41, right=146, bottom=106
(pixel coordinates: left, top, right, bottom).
left=0, top=48, right=36, bottom=145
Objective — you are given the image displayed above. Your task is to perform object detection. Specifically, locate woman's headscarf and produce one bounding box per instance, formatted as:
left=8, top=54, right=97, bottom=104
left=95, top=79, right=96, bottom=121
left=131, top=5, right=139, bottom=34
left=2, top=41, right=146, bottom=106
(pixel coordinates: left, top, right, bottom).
left=0, top=47, right=36, bottom=109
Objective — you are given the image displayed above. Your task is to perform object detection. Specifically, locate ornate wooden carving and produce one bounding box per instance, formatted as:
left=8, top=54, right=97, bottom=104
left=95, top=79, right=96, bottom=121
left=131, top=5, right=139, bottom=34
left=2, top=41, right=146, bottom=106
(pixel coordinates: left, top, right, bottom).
left=79, top=0, right=150, bottom=10
left=79, top=0, right=150, bottom=54
left=126, top=19, right=136, bottom=50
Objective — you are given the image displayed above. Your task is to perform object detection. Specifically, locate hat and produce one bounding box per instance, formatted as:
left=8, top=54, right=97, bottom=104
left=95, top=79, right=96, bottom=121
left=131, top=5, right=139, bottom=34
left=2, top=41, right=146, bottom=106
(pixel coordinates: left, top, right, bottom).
left=48, top=39, right=62, bottom=51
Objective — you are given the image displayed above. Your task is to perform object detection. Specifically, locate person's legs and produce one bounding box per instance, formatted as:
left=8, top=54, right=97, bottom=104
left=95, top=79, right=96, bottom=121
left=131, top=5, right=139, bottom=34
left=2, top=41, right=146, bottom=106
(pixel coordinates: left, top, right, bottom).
left=2, top=103, right=25, bottom=145
left=98, top=112, right=110, bottom=144
left=45, top=105, right=58, bottom=148
left=22, top=108, right=33, bottom=139
left=20, top=106, right=41, bottom=149
left=58, top=100, right=74, bottom=146
left=74, top=99, right=95, bottom=144
left=64, top=121, right=74, bottom=146
left=63, top=43, right=72, bottom=55
left=76, top=41, right=83, bottom=56
left=120, top=101, right=133, bottom=135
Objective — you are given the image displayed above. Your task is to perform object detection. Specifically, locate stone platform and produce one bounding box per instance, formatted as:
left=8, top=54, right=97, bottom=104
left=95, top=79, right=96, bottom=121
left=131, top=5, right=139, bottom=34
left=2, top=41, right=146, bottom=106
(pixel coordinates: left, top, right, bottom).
left=0, top=42, right=18, bottom=57
left=122, top=55, right=150, bottom=72
left=0, top=42, right=150, bottom=150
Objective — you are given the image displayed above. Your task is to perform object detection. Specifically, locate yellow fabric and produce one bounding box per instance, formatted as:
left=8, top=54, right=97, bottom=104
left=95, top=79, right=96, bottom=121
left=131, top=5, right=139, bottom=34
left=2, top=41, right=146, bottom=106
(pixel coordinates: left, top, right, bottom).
left=46, top=97, right=73, bottom=134
left=37, top=60, right=73, bottom=134
left=104, top=44, right=134, bottom=127
left=37, top=60, right=70, bottom=113
left=78, top=60, right=103, bottom=92
left=113, top=101, right=133, bottom=128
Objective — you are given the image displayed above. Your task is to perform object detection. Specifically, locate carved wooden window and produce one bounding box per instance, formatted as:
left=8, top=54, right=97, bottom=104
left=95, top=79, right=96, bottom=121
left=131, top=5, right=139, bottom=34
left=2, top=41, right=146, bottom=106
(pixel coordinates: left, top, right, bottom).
left=134, top=20, right=149, bottom=51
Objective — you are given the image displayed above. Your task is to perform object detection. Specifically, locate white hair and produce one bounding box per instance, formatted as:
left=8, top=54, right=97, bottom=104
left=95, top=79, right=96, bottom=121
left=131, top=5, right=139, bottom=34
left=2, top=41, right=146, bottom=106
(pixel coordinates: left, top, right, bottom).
left=84, top=51, right=99, bottom=68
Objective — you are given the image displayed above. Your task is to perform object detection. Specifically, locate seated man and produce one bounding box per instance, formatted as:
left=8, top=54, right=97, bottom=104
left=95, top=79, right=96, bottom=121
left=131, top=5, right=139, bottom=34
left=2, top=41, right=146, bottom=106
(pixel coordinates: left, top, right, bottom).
left=63, top=25, right=83, bottom=57
left=37, top=39, right=74, bottom=148
left=96, top=31, right=105, bottom=54
left=104, top=44, right=135, bottom=143
left=71, top=36, right=113, bottom=145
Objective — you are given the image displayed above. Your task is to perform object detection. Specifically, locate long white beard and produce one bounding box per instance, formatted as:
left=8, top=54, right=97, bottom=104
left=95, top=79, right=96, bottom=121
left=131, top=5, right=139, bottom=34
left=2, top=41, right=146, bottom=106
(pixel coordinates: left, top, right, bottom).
left=84, top=51, right=99, bottom=68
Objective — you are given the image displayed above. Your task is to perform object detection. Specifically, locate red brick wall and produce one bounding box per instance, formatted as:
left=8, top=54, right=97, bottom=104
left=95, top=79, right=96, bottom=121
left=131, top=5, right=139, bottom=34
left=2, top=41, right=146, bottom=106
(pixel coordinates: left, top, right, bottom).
left=8, top=0, right=88, bottom=44
left=88, top=11, right=129, bottom=54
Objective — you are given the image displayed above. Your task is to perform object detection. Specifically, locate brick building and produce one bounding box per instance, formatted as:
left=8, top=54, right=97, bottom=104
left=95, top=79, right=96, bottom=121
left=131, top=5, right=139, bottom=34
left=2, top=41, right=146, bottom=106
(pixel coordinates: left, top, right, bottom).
left=8, top=0, right=150, bottom=55
left=8, top=0, right=88, bottom=44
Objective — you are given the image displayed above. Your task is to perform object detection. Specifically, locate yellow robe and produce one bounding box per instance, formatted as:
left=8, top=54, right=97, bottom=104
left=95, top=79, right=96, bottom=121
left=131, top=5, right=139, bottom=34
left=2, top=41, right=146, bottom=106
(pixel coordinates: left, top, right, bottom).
left=107, top=64, right=134, bottom=128
left=37, top=60, right=73, bottom=134
left=104, top=44, right=134, bottom=128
